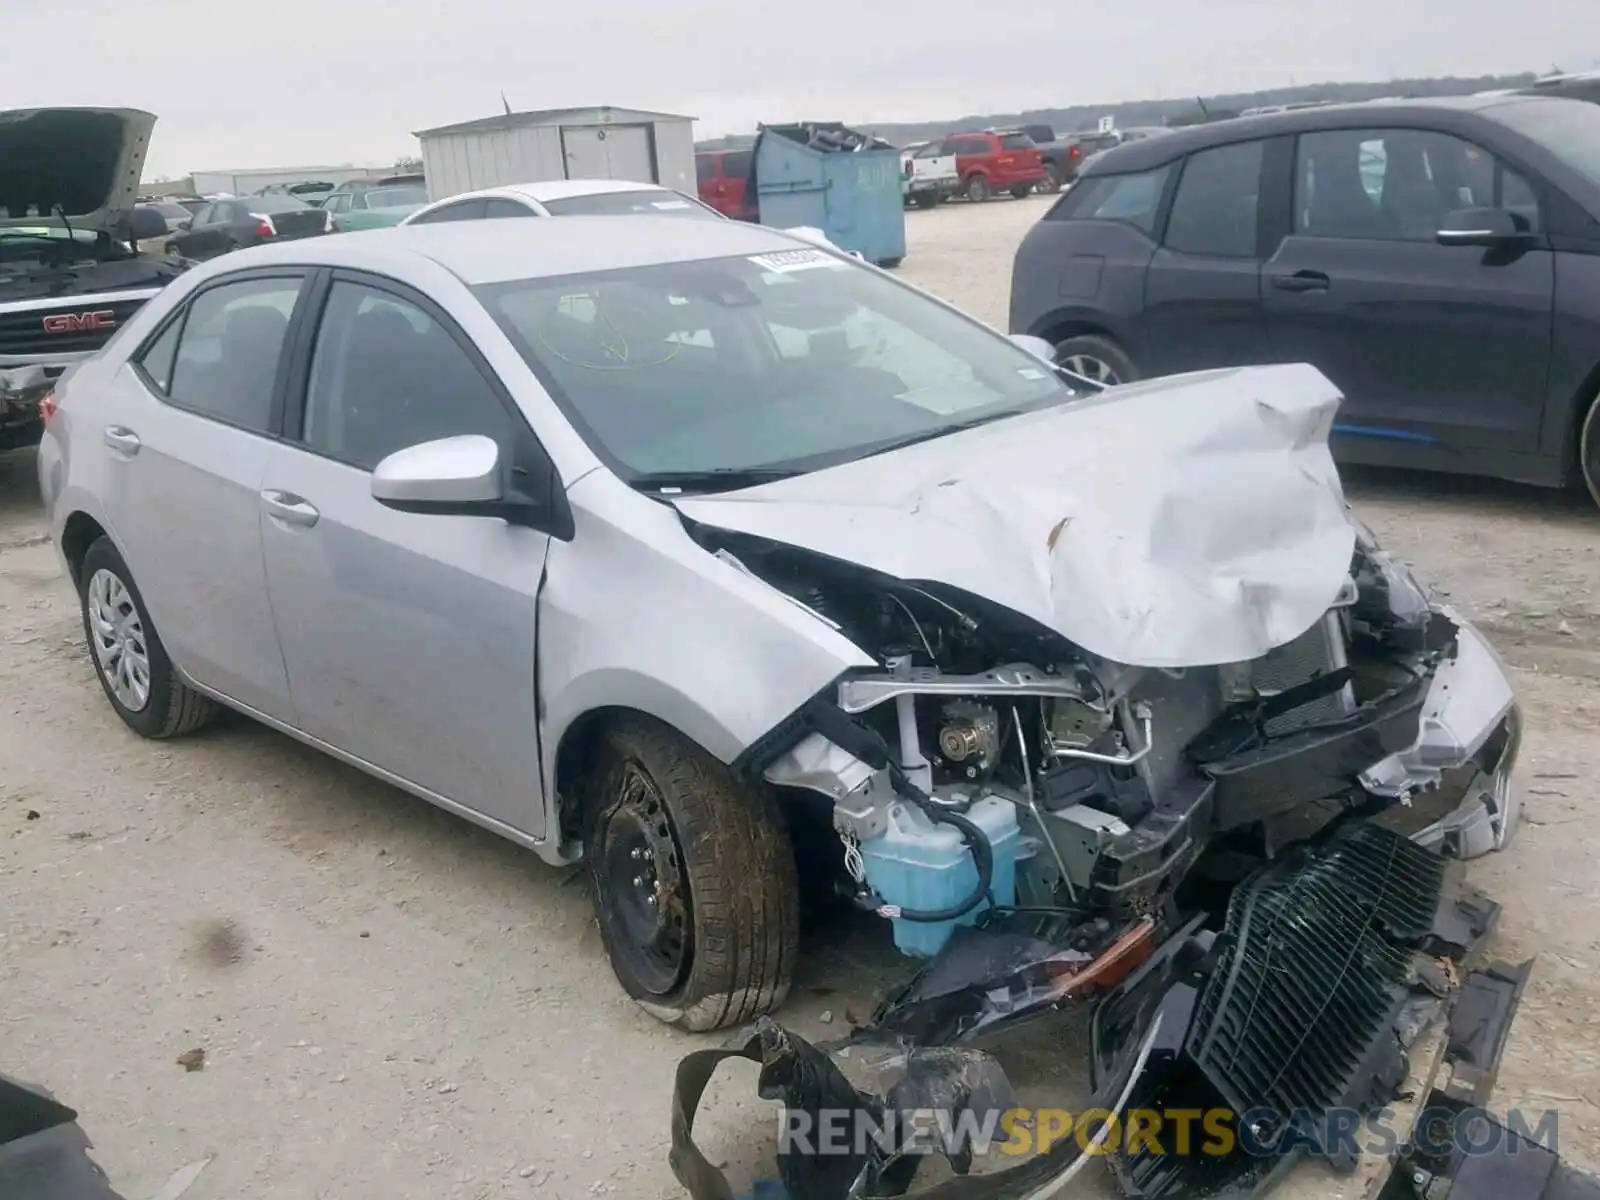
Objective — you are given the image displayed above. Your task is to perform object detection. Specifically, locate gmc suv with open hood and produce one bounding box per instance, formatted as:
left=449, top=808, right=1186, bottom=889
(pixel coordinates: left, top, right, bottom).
left=0, top=107, right=176, bottom=451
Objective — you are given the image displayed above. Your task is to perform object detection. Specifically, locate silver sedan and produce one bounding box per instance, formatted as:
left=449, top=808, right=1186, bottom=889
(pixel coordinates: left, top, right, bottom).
left=37, top=217, right=1522, bottom=1032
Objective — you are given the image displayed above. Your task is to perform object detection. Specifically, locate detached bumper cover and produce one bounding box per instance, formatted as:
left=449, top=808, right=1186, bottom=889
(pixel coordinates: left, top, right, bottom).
left=1363, top=615, right=1522, bottom=859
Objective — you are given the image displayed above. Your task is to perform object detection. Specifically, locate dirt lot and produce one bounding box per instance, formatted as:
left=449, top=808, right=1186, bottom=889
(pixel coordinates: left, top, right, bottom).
left=3, top=196, right=1598, bottom=1199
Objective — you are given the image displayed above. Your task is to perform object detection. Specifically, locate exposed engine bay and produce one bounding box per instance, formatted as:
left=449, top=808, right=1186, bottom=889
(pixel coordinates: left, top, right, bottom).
left=669, top=515, right=1533, bottom=1199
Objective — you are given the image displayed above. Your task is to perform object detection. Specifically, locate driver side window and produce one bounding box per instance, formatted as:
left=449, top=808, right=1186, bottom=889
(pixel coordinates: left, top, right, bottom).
left=299, top=280, right=512, bottom=470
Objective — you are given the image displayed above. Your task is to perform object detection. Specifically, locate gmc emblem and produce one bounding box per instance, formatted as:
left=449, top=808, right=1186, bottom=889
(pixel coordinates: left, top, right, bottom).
left=42, top=310, right=116, bottom=334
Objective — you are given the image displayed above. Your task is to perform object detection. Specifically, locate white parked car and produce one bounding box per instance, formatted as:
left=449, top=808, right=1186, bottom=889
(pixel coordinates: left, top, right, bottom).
left=400, top=178, right=723, bottom=225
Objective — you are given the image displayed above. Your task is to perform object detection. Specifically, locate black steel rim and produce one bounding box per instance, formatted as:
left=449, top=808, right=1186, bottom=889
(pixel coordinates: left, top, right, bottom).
left=597, top=762, right=691, bottom=996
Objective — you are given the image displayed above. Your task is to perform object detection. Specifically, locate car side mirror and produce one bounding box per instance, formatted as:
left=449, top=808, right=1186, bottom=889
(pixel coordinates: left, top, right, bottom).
left=1436, top=206, right=1536, bottom=248
left=1009, top=333, right=1056, bottom=364
left=177, top=219, right=192, bottom=230
left=371, top=433, right=574, bottom=537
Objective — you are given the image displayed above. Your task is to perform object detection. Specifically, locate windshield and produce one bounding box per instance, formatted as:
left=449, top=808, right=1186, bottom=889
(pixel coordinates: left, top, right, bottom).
left=366, top=185, right=429, bottom=209
left=541, top=190, right=717, bottom=217
left=474, top=248, right=1075, bottom=484
left=1490, top=98, right=1600, bottom=191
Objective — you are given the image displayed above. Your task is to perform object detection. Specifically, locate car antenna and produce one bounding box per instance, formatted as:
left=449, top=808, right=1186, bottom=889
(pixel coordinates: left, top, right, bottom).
left=1195, top=96, right=1212, bottom=120
left=52, top=203, right=77, bottom=242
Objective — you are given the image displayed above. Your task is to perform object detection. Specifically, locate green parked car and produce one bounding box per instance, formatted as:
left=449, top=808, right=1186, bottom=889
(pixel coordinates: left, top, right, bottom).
left=321, top=175, right=430, bottom=231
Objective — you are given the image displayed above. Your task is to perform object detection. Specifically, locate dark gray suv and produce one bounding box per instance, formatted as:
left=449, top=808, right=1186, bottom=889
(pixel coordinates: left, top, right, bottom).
left=1009, top=94, right=1600, bottom=504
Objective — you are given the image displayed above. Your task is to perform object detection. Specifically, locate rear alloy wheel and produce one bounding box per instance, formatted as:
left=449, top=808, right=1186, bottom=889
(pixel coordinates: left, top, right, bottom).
left=586, top=716, right=799, bottom=1032
left=1009, top=184, right=1033, bottom=199
left=1579, top=395, right=1600, bottom=510
left=965, top=173, right=991, bottom=202
left=1038, top=167, right=1063, bottom=195
left=78, top=537, right=218, bottom=739
left=1051, top=333, right=1137, bottom=387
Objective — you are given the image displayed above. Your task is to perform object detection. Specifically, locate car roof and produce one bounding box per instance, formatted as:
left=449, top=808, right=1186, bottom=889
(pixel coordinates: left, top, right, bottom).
left=1080, top=93, right=1590, bottom=175
left=190, top=213, right=827, bottom=285
left=489, top=178, right=675, bottom=203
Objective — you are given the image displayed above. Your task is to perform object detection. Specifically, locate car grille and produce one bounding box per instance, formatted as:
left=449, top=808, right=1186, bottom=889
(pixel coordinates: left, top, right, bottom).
left=1184, top=823, right=1446, bottom=1119
left=1249, top=610, right=1356, bottom=736
left=0, top=297, right=150, bottom=357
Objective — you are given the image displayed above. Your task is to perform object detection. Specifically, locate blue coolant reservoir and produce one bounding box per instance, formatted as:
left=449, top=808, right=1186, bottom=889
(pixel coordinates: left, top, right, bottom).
left=858, top=796, right=1020, bottom=958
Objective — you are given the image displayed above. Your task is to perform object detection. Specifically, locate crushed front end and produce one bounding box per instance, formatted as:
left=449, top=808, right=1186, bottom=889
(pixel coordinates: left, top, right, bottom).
left=672, top=515, right=1533, bottom=1198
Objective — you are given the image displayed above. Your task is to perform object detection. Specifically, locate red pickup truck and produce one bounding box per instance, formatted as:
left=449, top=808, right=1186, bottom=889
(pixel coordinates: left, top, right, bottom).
left=695, top=148, right=757, bottom=220
left=937, top=131, right=1047, bottom=201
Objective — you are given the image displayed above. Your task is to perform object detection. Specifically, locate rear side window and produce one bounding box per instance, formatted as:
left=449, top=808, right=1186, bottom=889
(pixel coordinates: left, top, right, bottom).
left=1164, top=140, right=1264, bottom=257
left=1000, top=133, right=1035, bottom=150
left=696, top=156, right=717, bottom=183
left=484, top=198, right=536, bottom=218
left=723, top=150, right=752, bottom=177
left=1053, top=165, right=1173, bottom=233
left=162, top=276, right=302, bottom=432
left=411, top=199, right=487, bottom=224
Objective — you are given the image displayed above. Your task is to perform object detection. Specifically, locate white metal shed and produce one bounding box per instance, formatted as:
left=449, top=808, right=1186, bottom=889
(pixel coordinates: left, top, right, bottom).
left=412, top=106, right=696, bottom=201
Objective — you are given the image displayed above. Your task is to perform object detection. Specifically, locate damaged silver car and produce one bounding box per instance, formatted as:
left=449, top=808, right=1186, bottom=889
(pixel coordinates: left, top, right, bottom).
left=40, top=218, right=1522, bottom=1080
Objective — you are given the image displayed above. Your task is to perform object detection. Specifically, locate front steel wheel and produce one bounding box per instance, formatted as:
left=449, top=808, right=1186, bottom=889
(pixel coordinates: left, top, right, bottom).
left=586, top=716, right=799, bottom=1031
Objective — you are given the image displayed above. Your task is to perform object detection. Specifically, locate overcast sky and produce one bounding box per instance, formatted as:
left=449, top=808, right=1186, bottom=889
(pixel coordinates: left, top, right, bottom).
left=9, top=0, right=1593, bottom=178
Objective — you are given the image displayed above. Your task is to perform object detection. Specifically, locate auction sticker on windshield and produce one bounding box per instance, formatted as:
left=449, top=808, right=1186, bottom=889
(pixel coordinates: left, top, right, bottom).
left=748, top=249, right=847, bottom=273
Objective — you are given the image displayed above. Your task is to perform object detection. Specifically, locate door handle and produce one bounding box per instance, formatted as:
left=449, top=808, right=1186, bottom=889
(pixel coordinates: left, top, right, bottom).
left=261, top=489, right=320, bottom=528
left=102, top=426, right=141, bottom=455
left=1271, top=270, right=1331, bottom=293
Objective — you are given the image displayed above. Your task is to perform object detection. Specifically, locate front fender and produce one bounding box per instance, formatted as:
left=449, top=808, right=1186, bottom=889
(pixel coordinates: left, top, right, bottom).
left=536, top=471, right=873, bottom=851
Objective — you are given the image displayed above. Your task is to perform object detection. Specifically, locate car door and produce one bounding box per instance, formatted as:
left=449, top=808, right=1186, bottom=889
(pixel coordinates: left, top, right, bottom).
left=100, top=270, right=307, bottom=719
left=256, top=271, right=552, bottom=835
left=1262, top=125, right=1555, bottom=452
left=177, top=203, right=224, bottom=259
left=1139, top=138, right=1273, bottom=376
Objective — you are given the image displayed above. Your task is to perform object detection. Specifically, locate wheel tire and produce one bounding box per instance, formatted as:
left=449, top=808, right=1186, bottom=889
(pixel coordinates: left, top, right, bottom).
left=1038, top=167, right=1064, bottom=195
left=585, top=716, right=799, bottom=1032
left=878, top=257, right=904, bottom=269
left=912, top=192, right=939, bottom=209
left=1052, top=334, right=1138, bottom=387
left=1579, top=395, right=1600, bottom=510
left=78, top=537, right=219, bottom=739
left=965, top=173, right=990, bottom=202
left=1009, top=184, right=1033, bottom=199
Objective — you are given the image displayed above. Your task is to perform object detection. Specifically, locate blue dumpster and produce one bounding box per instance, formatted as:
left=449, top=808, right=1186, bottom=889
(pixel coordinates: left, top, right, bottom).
left=752, top=122, right=908, bottom=268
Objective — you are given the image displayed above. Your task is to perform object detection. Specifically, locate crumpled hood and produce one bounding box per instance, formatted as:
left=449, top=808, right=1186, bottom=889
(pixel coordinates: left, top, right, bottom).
left=0, top=107, right=155, bottom=231
left=674, top=362, right=1357, bottom=669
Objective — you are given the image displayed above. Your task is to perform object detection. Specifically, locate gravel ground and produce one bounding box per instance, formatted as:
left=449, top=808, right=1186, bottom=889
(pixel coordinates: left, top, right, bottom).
left=3, top=196, right=1597, bottom=1198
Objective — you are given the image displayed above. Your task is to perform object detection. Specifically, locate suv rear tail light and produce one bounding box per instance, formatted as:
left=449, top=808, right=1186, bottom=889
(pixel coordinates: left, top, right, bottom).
left=1070, top=145, right=1082, bottom=159
left=38, top=387, right=58, bottom=428
left=251, top=213, right=278, bottom=238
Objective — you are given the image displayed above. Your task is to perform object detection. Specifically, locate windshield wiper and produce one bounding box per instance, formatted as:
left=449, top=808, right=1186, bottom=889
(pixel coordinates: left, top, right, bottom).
left=629, top=467, right=803, bottom=494
left=858, top=406, right=1040, bottom=462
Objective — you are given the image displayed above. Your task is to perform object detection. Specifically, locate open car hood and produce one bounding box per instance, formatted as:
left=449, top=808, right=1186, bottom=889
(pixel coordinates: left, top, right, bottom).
left=673, top=363, right=1357, bottom=669
left=0, top=107, right=155, bottom=232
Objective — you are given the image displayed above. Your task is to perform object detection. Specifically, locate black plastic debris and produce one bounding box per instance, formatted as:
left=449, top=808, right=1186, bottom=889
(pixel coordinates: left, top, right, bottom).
left=669, top=820, right=1596, bottom=1200
left=0, top=1073, right=127, bottom=1200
